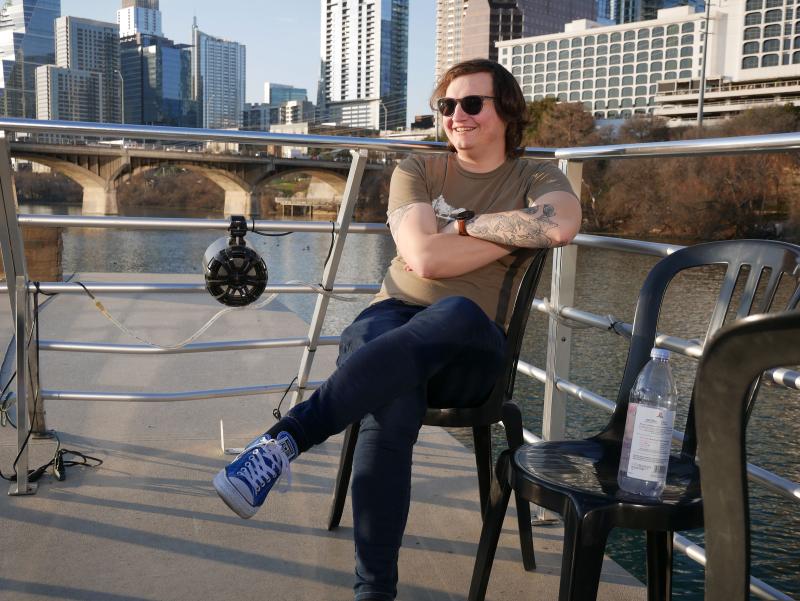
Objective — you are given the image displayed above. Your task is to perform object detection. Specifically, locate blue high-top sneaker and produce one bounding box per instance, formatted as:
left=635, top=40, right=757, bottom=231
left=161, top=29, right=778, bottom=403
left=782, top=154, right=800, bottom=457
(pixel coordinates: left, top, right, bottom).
left=213, top=431, right=298, bottom=519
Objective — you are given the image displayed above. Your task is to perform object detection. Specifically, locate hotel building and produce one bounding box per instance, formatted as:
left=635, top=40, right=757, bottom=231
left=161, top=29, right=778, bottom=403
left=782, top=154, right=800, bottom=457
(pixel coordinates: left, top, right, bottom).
left=497, top=1, right=800, bottom=123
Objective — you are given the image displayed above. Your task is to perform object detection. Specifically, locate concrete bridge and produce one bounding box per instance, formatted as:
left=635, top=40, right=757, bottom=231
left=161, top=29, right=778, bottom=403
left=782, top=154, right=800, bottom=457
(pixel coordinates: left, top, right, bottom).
left=9, top=142, right=377, bottom=216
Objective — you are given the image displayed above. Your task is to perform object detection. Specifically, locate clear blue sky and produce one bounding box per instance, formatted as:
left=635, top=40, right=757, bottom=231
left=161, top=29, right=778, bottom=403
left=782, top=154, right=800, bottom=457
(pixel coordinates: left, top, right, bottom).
left=61, top=0, right=437, bottom=124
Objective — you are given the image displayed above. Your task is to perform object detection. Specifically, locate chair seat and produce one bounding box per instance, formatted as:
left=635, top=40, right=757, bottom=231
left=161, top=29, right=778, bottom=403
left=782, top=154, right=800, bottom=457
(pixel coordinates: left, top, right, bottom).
left=512, top=439, right=703, bottom=530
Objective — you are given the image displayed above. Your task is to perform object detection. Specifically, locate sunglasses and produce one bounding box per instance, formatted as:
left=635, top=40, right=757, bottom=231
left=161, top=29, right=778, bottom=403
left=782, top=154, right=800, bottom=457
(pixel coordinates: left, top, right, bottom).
left=436, top=95, right=495, bottom=117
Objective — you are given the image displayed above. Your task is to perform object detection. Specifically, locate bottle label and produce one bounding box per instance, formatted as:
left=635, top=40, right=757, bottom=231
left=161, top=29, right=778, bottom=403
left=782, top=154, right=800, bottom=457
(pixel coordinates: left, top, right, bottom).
left=625, top=403, right=676, bottom=482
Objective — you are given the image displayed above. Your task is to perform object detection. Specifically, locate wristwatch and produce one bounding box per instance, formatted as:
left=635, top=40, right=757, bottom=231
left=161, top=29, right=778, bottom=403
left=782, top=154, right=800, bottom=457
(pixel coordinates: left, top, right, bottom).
left=455, top=210, right=475, bottom=236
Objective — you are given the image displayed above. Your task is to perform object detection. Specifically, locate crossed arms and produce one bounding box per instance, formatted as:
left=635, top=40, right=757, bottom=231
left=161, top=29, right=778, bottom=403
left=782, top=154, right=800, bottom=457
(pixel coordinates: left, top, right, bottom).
left=388, top=190, right=581, bottom=280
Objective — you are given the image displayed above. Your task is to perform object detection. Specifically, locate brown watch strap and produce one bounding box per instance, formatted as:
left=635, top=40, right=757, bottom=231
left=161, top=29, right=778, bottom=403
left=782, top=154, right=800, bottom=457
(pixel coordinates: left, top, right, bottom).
left=457, top=218, right=469, bottom=236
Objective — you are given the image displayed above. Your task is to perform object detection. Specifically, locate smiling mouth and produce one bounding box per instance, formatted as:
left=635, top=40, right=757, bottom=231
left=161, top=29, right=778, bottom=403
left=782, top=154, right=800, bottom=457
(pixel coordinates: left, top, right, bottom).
left=453, top=127, right=476, bottom=133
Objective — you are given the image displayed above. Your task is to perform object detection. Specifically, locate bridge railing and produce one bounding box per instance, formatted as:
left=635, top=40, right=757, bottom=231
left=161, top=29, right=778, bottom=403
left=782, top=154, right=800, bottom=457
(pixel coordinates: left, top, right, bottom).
left=0, top=118, right=798, bottom=600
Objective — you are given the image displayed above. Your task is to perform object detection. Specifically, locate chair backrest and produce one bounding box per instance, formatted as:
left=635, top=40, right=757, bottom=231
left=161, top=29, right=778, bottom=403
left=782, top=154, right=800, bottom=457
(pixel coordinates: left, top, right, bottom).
left=695, top=311, right=800, bottom=601
left=599, top=240, right=800, bottom=457
left=424, top=247, right=549, bottom=427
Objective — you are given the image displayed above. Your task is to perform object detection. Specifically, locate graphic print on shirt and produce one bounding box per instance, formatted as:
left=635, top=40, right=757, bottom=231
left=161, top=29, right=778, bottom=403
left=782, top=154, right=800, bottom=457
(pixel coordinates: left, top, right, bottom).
left=431, top=194, right=468, bottom=231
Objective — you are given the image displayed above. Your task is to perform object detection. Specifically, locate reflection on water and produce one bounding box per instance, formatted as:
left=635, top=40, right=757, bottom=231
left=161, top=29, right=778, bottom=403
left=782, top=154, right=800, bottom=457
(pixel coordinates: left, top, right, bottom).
left=19, top=202, right=800, bottom=600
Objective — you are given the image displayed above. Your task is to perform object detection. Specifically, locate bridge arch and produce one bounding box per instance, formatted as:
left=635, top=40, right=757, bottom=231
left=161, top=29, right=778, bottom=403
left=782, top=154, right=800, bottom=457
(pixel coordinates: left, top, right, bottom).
left=176, top=164, right=259, bottom=216
left=258, top=168, right=348, bottom=217
left=13, top=154, right=119, bottom=214
left=127, top=163, right=259, bottom=217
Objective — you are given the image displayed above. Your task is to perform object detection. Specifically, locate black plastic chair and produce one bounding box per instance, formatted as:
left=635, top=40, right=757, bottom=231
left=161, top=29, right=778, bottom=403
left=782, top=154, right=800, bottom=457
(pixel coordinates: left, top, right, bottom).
left=468, top=239, right=800, bottom=601
left=696, top=310, right=800, bottom=601
left=327, top=248, right=550, bottom=572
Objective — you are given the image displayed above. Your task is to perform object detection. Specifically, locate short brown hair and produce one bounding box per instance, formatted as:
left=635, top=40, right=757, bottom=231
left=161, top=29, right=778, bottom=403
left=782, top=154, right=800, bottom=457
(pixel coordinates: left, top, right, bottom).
left=431, top=59, right=528, bottom=159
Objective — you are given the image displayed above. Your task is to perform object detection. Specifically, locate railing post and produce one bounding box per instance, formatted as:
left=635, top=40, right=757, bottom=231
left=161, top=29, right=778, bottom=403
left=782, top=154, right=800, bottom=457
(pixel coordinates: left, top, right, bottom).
left=290, top=149, right=368, bottom=407
left=9, top=274, right=36, bottom=495
left=0, top=131, right=45, bottom=440
left=541, top=159, right=582, bottom=443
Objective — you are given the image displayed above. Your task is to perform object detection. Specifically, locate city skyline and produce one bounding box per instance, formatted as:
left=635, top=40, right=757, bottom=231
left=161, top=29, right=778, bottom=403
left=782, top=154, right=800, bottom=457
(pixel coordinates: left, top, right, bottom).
left=62, top=0, right=437, bottom=124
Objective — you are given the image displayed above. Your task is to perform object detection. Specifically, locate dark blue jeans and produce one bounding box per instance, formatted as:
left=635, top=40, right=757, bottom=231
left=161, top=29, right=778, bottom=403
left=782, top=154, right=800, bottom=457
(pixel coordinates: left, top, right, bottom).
left=283, top=296, right=507, bottom=600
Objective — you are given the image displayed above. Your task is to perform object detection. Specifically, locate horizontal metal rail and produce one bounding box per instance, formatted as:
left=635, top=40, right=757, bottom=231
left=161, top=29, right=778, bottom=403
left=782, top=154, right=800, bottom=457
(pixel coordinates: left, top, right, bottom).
left=556, top=130, right=800, bottom=160
left=531, top=299, right=800, bottom=389
left=1, top=282, right=380, bottom=295
left=38, top=335, right=340, bottom=355
left=516, top=359, right=800, bottom=502
left=573, top=233, right=684, bottom=257
left=40, top=380, right=323, bottom=403
left=16, top=213, right=389, bottom=233
left=673, top=534, right=791, bottom=601
left=4, top=117, right=800, bottom=161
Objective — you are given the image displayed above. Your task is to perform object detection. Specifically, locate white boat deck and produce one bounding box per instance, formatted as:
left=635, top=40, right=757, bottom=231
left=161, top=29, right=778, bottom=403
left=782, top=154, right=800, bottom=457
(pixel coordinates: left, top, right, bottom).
left=0, top=274, right=645, bottom=600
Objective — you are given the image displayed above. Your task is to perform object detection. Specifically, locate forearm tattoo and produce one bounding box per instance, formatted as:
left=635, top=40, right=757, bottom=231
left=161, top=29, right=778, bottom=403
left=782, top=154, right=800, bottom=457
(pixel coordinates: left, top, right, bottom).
left=467, top=204, right=560, bottom=248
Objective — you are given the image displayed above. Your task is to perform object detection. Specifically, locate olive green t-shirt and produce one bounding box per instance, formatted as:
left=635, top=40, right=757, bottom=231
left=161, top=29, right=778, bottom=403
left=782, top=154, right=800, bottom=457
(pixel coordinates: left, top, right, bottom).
left=373, top=153, right=575, bottom=330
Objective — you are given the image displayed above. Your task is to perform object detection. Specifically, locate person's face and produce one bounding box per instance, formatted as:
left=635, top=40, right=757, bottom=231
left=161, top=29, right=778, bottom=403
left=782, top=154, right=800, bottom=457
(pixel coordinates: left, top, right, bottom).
left=441, top=72, right=507, bottom=159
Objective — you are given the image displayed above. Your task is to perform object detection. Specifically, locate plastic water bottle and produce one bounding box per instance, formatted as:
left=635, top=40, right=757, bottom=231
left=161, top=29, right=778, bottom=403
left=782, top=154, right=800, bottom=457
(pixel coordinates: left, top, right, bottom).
left=617, top=348, right=678, bottom=498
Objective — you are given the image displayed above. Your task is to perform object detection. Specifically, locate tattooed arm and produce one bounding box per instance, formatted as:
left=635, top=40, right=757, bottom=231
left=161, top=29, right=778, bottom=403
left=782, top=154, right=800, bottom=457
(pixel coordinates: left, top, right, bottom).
left=464, top=191, right=581, bottom=248
left=388, top=202, right=513, bottom=279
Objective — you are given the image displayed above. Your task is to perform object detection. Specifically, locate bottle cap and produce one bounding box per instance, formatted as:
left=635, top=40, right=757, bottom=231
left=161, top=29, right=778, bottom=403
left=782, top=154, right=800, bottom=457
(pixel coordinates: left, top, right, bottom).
left=650, top=348, right=670, bottom=360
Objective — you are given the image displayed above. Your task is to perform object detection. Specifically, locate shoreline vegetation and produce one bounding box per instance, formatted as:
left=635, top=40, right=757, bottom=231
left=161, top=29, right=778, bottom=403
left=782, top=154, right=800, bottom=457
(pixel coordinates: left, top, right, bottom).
left=11, top=104, right=800, bottom=242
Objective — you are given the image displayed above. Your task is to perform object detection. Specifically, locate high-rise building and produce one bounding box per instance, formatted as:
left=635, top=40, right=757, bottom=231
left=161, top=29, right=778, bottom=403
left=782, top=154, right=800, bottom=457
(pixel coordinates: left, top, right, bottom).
left=595, top=0, right=618, bottom=24
left=615, top=0, right=703, bottom=24
left=497, top=3, right=800, bottom=125
left=120, top=33, right=197, bottom=126
left=43, top=16, right=121, bottom=122
left=36, top=65, right=102, bottom=121
left=319, top=0, right=409, bottom=130
left=242, top=102, right=275, bottom=131
left=436, top=0, right=596, bottom=84
left=0, top=0, right=59, bottom=118
left=118, top=0, right=162, bottom=37
left=117, top=0, right=195, bottom=126
left=191, top=18, right=246, bottom=129
left=280, top=99, right=315, bottom=124
left=264, top=82, right=307, bottom=105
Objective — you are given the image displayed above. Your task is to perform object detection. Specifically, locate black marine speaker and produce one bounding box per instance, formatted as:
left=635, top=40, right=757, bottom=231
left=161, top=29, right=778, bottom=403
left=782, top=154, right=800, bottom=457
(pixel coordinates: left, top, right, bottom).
left=203, top=215, right=268, bottom=307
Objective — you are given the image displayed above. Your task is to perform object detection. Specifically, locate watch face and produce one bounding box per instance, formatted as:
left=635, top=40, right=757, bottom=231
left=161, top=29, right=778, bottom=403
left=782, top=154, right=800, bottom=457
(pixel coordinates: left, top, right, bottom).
left=456, top=210, right=475, bottom=220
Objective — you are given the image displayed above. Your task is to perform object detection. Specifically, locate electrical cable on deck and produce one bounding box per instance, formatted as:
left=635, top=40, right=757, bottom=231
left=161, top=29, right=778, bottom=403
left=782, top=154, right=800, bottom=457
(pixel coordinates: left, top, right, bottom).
left=74, top=280, right=358, bottom=350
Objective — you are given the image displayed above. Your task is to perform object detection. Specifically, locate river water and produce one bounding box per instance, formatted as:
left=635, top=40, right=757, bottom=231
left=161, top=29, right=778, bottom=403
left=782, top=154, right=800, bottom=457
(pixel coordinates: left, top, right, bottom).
left=21, top=201, right=800, bottom=599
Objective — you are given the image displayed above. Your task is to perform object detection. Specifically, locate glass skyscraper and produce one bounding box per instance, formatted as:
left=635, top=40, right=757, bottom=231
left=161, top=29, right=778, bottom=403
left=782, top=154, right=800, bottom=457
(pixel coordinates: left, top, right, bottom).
left=120, top=33, right=197, bottom=126
left=0, top=0, right=59, bottom=118
left=615, top=0, right=703, bottom=23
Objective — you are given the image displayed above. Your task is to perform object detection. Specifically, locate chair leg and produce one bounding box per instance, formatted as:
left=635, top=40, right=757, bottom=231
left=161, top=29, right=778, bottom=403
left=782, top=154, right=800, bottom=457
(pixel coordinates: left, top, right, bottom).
left=514, top=490, right=536, bottom=571
left=558, top=505, right=609, bottom=601
left=326, top=422, right=359, bottom=531
left=468, top=454, right=514, bottom=601
left=501, top=401, right=536, bottom=571
left=472, top=425, right=492, bottom=518
left=646, top=531, right=673, bottom=601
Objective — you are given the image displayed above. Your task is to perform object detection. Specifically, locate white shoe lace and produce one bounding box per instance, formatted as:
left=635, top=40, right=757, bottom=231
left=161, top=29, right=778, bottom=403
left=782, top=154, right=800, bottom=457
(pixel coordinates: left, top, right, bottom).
left=236, top=439, right=292, bottom=495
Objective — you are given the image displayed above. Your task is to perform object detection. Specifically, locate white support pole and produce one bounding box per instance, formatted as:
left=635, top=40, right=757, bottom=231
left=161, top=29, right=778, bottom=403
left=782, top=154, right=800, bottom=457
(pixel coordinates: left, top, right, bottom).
left=541, top=159, right=583, bottom=442
left=290, top=150, right=368, bottom=407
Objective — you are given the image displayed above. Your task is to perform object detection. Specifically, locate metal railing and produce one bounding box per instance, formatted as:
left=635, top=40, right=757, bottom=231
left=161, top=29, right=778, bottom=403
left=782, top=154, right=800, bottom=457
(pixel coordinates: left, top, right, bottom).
left=0, top=118, right=797, bottom=600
